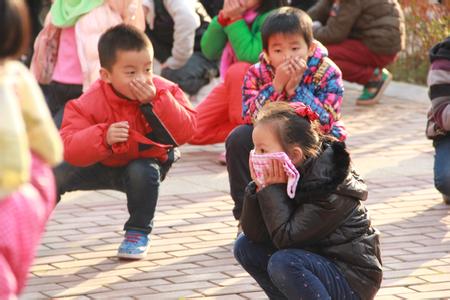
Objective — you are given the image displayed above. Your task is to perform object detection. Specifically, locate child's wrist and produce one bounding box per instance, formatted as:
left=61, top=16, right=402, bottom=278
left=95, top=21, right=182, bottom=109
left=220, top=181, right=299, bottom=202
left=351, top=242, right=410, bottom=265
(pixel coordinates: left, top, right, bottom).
left=218, top=10, right=242, bottom=27
left=272, top=81, right=283, bottom=93
left=218, top=10, right=229, bottom=26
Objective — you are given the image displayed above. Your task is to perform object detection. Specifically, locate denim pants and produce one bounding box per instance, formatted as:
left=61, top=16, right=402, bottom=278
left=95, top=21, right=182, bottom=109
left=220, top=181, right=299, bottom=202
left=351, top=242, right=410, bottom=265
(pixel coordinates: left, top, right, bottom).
left=161, top=52, right=218, bottom=95
left=44, top=81, right=83, bottom=129
left=434, top=133, right=450, bottom=197
left=225, top=125, right=254, bottom=220
left=55, top=158, right=168, bottom=234
left=234, top=235, right=360, bottom=300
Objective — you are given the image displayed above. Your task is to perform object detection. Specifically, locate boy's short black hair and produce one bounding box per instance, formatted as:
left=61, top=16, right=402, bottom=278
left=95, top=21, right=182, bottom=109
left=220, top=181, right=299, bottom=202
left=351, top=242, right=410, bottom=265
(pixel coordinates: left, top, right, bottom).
left=261, top=7, right=313, bottom=50
left=98, top=24, right=152, bottom=71
left=0, top=0, right=30, bottom=59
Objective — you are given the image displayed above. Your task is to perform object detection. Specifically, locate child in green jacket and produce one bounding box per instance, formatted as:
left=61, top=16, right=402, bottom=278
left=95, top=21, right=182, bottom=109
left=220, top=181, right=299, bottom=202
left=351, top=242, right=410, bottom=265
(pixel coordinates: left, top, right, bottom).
left=189, top=0, right=285, bottom=148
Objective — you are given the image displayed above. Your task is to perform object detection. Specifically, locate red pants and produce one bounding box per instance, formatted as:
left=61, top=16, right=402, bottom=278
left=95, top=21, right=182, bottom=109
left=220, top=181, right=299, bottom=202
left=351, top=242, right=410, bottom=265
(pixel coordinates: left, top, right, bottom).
left=326, top=39, right=397, bottom=85
left=190, top=62, right=250, bottom=145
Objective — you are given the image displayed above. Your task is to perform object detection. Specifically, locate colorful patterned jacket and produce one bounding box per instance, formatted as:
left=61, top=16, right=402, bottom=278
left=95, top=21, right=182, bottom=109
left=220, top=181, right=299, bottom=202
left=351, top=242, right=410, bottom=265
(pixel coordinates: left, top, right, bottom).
left=242, top=41, right=346, bottom=140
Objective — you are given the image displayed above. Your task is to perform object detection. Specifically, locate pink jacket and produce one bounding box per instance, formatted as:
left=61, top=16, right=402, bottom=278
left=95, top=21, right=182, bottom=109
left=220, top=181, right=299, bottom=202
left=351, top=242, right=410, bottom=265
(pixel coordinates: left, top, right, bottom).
left=31, top=0, right=145, bottom=92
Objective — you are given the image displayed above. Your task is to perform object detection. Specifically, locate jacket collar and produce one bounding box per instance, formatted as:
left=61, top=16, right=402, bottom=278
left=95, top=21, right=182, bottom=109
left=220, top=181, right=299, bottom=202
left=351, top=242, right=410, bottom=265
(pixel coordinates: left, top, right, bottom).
left=296, top=141, right=367, bottom=203
left=99, top=80, right=141, bottom=108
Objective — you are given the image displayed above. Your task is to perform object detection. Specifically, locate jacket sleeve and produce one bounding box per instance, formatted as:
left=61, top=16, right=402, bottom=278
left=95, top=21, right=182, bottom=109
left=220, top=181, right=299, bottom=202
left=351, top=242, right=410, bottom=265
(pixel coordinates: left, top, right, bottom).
left=150, top=84, right=197, bottom=146
left=164, top=0, right=200, bottom=69
left=428, top=59, right=450, bottom=131
left=307, top=0, right=333, bottom=24
left=312, top=0, right=361, bottom=45
left=201, top=16, right=228, bottom=60
left=242, top=64, right=285, bottom=123
left=223, top=12, right=269, bottom=63
left=292, top=58, right=344, bottom=139
left=60, top=100, right=112, bottom=167
left=256, top=184, right=355, bottom=249
left=19, top=65, right=63, bottom=167
left=240, top=182, right=271, bottom=243
left=440, top=105, right=450, bottom=131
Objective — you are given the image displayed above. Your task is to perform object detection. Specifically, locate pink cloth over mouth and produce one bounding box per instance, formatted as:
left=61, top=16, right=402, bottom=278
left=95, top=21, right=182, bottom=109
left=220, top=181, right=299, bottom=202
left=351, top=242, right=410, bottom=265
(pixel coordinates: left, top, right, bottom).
left=249, top=150, right=300, bottom=198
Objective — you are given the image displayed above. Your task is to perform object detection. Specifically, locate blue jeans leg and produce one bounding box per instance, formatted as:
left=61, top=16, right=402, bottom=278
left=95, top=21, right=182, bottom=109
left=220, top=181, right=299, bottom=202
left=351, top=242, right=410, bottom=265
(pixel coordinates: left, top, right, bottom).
left=55, top=158, right=166, bottom=234
left=123, top=159, right=163, bottom=233
left=233, top=235, right=287, bottom=300
left=434, top=134, right=450, bottom=197
left=268, top=249, right=359, bottom=300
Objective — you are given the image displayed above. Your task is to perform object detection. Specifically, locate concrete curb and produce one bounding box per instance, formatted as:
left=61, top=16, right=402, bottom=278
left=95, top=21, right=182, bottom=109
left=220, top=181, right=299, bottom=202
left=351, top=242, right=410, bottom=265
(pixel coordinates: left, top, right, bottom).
left=344, top=80, right=428, bottom=104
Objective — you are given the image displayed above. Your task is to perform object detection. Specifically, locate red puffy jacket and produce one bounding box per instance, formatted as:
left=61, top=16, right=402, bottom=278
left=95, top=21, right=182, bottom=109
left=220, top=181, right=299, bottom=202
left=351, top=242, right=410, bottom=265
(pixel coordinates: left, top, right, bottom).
left=60, top=76, right=197, bottom=167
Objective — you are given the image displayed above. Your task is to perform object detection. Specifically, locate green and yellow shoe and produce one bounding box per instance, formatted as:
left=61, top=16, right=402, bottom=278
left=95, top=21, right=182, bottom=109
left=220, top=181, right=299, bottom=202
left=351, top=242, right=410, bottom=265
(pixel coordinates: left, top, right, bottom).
left=356, top=68, right=392, bottom=106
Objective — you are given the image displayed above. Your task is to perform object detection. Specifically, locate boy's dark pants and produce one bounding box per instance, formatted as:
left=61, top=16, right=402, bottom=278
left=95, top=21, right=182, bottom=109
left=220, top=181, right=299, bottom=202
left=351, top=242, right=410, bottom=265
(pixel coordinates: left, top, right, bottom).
left=226, top=125, right=254, bottom=220
left=55, top=158, right=169, bottom=234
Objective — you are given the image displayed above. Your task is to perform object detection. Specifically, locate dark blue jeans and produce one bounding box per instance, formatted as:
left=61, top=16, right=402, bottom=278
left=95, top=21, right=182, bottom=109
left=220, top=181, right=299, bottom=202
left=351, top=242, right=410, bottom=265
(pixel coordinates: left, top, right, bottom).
left=234, top=235, right=360, bottom=300
left=55, top=158, right=168, bottom=234
left=434, top=134, right=450, bottom=197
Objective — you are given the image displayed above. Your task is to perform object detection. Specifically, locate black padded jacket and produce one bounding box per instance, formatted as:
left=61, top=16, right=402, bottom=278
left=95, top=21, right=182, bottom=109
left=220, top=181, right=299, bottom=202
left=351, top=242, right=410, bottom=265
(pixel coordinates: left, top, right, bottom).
left=240, top=142, right=382, bottom=300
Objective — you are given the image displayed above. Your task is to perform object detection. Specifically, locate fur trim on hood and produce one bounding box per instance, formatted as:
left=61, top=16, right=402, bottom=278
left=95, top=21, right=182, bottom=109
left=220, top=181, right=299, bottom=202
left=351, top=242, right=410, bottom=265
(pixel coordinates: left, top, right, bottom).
left=296, top=141, right=367, bottom=203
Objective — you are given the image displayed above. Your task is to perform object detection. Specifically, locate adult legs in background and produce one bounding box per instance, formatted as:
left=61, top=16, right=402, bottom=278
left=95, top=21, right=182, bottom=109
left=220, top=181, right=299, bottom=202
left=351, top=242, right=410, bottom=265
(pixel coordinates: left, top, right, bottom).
left=226, top=125, right=253, bottom=220
left=326, top=39, right=396, bottom=85
left=326, top=39, right=397, bottom=105
left=189, top=62, right=250, bottom=145
left=433, top=134, right=450, bottom=204
left=161, top=52, right=218, bottom=95
left=45, top=81, right=82, bottom=128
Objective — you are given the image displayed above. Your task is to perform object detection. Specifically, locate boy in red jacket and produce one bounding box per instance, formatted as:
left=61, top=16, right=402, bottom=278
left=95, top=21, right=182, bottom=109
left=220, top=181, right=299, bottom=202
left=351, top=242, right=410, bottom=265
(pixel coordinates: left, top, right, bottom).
left=55, top=24, right=197, bottom=259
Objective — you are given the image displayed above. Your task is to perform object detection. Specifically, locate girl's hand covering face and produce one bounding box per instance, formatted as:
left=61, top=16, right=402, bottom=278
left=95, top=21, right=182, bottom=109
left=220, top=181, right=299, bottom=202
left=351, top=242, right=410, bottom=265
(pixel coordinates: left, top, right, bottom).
left=263, top=159, right=288, bottom=186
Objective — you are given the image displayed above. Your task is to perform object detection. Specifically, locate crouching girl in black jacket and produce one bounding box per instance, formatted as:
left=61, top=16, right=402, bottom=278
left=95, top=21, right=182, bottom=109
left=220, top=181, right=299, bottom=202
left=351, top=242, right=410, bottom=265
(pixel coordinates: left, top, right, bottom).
left=234, top=102, right=382, bottom=300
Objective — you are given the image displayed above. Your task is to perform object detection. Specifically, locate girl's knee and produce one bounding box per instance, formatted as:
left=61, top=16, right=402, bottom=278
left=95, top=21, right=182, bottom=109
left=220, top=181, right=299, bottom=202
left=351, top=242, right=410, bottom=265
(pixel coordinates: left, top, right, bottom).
left=268, top=250, right=293, bottom=277
left=268, top=249, right=309, bottom=281
left=233, top=234, right=258, bottom=267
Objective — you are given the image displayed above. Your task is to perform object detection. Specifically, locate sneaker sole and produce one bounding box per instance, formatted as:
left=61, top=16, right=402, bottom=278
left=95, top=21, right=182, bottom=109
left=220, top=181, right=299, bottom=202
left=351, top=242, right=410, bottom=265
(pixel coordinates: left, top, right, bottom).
left=117, top=248, right=149, bottom=260
left=356, top=72, right=393, bottom=106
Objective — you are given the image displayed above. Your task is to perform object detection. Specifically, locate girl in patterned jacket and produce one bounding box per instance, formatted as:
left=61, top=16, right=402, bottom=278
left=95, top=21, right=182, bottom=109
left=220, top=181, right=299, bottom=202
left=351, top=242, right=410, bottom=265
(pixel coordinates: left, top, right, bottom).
left=226, top=7, right=346, bottom=226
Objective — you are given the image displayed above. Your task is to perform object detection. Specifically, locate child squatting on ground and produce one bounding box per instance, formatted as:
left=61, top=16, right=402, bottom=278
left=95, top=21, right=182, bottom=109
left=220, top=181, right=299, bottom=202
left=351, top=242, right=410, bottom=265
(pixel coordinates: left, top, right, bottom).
left=0, top=0, right=63, bottom=296
left=54, top=24, right=197, bottom=260
left=234, top=101, right=383, bottom=300
left=226, top=7, right=346, bottom=224
left=426, top=36, right=450, bottom=205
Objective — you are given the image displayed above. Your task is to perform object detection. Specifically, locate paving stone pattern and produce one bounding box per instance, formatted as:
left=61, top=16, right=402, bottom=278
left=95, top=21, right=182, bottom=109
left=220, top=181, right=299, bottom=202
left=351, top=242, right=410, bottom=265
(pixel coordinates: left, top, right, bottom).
left=22, top=84, right=450, bottom=299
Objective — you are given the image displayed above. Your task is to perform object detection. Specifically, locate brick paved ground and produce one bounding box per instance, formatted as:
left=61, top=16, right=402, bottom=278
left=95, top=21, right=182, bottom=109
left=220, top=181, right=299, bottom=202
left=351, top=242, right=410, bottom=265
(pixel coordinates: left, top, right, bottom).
left=22, top=82, right=450, bottom=299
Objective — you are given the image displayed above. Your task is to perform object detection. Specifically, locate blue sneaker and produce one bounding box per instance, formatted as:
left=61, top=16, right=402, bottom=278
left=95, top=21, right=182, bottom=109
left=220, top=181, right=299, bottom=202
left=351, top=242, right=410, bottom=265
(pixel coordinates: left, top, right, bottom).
left=117, top=230, right=149, bottom=259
